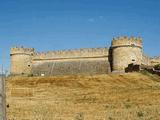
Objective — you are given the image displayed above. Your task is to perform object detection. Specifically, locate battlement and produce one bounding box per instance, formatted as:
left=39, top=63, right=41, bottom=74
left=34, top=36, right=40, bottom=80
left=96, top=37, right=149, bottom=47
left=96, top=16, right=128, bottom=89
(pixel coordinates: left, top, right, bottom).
left=10, top=47, right=35, bottom=55
left=33, top=47, right=109, bottom=60
left=111, top=36, right=142, bottom=48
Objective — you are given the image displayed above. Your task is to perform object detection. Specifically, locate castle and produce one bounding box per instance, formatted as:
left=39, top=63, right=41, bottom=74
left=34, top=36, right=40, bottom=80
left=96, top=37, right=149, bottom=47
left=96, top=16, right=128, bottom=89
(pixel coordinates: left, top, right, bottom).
left=10, top=36, right=160, bottom=76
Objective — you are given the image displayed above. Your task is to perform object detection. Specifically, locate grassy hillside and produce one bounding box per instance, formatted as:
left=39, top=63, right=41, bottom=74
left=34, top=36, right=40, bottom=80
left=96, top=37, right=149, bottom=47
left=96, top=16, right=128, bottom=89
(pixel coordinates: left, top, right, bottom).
left=6, top=72, right=160, bottom=120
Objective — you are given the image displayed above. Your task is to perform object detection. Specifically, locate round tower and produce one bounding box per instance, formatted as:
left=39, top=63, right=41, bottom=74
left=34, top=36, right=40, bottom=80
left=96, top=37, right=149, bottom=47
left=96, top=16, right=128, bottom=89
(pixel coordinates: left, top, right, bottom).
left=10, top=47, right=35, bottom=75
left=111, top=36, right=142, bottom=72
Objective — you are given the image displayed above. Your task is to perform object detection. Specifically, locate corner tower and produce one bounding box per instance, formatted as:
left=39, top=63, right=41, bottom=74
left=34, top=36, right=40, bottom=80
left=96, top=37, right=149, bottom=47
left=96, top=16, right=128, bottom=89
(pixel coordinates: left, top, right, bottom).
left=111, top=36, right=142, bottom=72
left=10, top=47, right=35, bottom=75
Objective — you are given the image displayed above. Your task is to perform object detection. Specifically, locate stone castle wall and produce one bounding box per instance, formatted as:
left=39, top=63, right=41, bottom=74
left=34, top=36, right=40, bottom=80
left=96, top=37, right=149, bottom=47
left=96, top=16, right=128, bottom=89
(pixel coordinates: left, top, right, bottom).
left=10, top=47, right=111, bottom=75
left=10, top=36, right=160, bottom=76
left=111, top=37, right=142, bottom=71
left=32, top=48, right=110, bottom=75
left=142, top=56, right=160, bottom=67
left=32, top=58, right=110, bottom=76
left=150, top=57, right=160, bottom=66
left=33, top=47, right=108, bottom=60
left=142, top=54, right=151, bottom=66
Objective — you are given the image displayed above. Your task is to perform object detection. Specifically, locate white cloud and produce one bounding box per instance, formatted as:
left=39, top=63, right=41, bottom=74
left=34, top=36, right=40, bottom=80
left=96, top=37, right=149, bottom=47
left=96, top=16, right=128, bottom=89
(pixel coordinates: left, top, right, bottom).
left=99, top=16, right=104, bottom=19
left=87, top=16, right=104, bottom=23
left=88, top=18, right=95, bottom=23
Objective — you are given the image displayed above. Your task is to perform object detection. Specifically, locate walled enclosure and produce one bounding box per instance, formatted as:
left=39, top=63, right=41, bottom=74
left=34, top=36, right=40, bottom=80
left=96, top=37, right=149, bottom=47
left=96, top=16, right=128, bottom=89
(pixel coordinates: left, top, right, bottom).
left=10, top=36, right=158, bottom=76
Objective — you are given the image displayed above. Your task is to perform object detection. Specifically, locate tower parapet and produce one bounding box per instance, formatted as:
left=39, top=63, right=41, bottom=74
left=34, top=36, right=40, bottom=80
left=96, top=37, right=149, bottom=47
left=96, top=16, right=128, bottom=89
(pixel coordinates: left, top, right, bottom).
left=10, top=47, right=35, bottom=75
left=10, top=47, right=35, bottom=55
left=111, top=36, right=143, bottom=72
left=112, top=36, right=142, bottom=48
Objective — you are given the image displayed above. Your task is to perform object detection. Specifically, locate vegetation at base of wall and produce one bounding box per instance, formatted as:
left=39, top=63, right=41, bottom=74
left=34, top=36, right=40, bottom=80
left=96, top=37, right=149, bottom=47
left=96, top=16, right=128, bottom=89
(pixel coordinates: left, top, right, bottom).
left=154, top=64, right=160, bottom=70
left=140, top=70, right=160, bottom=82
left=27, top=74, right=34, bottom=77
left=140, top=70, right=151, bottom=76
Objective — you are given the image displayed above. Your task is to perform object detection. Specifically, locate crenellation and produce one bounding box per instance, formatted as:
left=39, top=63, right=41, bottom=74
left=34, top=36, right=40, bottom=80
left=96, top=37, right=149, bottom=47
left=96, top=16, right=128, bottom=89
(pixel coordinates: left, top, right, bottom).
left=10, top=47, right=35, bottom=55
left=33, top=47, right=108, bottom=60
left=112, top=36, right=142, bottom=48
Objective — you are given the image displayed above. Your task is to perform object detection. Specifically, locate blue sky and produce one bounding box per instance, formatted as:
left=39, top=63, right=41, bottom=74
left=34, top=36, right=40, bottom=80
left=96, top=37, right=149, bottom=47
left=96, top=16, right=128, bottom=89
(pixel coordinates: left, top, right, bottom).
left=0, top=0, right=160, bottom=71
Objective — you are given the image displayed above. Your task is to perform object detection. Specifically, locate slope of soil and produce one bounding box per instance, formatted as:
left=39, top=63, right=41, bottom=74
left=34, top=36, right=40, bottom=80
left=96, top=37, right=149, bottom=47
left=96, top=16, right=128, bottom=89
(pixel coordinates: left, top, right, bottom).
left=6, top=72, right=160, bottom=120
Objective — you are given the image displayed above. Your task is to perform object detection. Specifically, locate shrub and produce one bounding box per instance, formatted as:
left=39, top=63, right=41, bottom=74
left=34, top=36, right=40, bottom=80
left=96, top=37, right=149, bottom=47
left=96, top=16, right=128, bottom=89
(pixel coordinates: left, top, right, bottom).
left=137, top=111, right=144, bottom=117
left=140, top=70, right=151, bottom=76
left=28, top=74, right=34, bottom=77
left=108, top=117, right=114, bottom=120
left=154, top=64, right=160, bottom=70
left=75, top=113, right=84, bottom=120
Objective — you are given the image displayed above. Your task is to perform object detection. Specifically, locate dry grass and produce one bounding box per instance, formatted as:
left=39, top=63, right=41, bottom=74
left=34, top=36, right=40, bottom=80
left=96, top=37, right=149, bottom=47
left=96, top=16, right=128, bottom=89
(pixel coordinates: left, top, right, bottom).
left=6, top=72, right=160, bottom=120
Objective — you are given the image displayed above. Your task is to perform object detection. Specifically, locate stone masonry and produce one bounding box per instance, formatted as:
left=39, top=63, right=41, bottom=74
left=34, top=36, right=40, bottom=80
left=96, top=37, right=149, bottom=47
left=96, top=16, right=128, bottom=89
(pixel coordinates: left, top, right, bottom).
left=10, top=36, right=160, bottom=76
